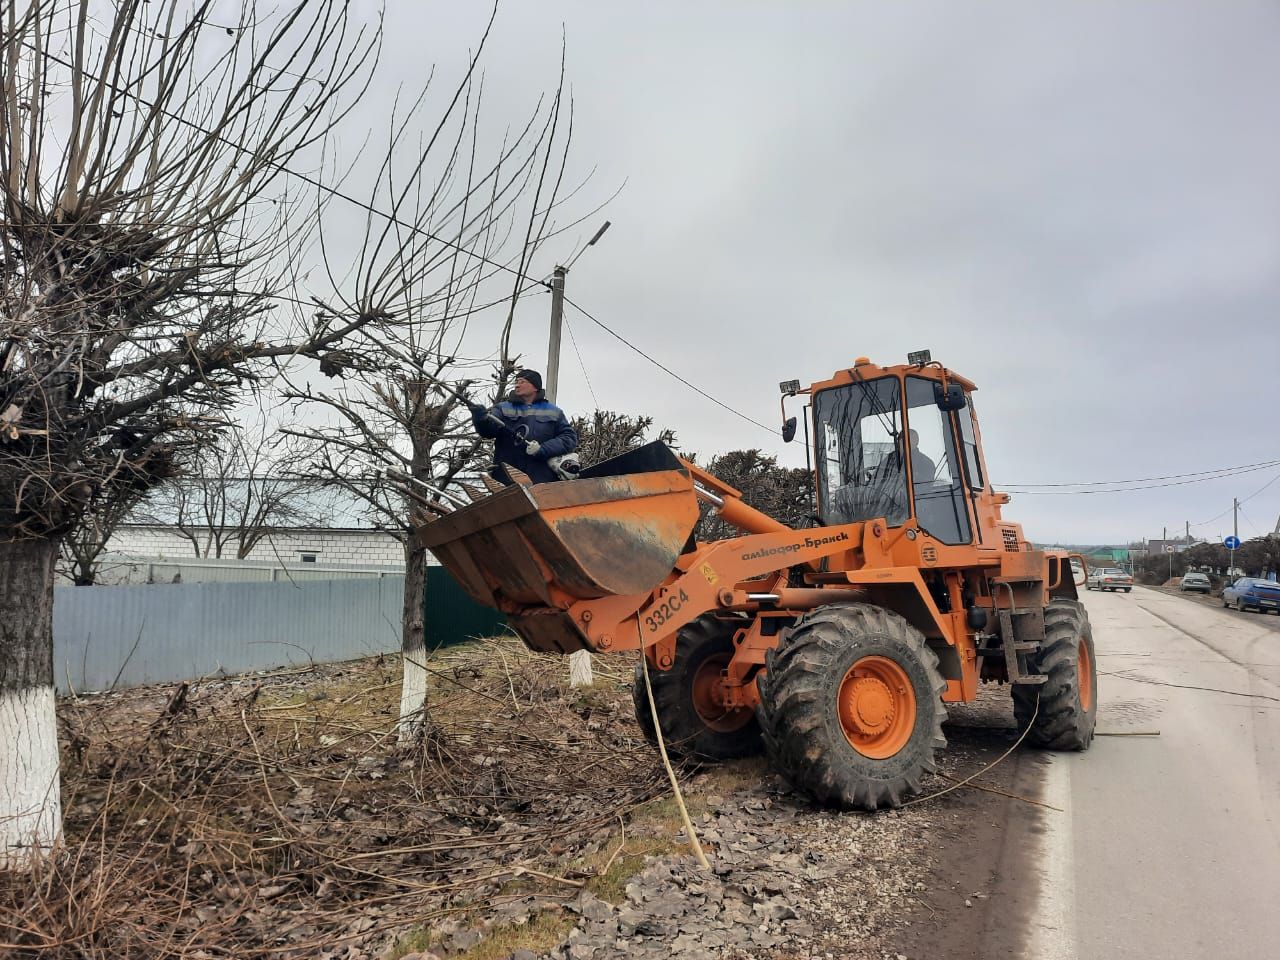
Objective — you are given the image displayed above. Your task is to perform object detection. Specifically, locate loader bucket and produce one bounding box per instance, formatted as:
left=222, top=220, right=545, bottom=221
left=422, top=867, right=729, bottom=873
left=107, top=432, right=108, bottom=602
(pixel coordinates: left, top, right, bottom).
left=417, top=442, right=699, bottom=650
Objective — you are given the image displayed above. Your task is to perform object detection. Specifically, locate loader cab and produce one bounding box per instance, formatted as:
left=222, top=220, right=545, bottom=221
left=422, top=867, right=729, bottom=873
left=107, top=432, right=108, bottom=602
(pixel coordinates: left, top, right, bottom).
left=813, top=367, right=976, bottom=545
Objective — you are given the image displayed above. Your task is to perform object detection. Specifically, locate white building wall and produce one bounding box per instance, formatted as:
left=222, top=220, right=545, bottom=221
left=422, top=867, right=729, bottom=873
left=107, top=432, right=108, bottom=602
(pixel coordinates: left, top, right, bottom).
left=107, top=525, right=406, bottom=566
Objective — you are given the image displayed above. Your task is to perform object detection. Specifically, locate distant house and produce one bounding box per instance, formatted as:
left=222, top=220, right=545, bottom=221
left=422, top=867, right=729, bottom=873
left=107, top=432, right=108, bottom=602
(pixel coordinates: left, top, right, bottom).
left=107, top=520, right=404, bottom=568
left=1138, top=539, right=1195, bottom=557
left=77, top=481, right=409, bottom=584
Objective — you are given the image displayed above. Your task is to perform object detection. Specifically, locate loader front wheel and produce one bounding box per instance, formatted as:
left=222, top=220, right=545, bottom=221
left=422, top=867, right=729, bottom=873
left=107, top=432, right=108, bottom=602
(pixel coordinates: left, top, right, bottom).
left=1012, top=599, right=1097, bottom=750
left=758, top=603, right=947, bottom=810
left=632, top=614, right=762, bottom=761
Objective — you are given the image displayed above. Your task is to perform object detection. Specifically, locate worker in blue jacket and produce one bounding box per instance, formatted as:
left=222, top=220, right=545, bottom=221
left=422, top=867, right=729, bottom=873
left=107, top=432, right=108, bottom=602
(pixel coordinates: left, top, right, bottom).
left=469, top=369, right=579, bottom=484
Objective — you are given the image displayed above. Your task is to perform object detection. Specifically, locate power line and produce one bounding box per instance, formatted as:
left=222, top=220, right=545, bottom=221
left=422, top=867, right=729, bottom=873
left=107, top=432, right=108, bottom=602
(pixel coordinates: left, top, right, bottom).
left=1239, top=505, right=1261, bottom=537
left=563, top=295, right=778, bottom=436
left=1005, top=461, right=1280, bottom=496
left=1238, top=467, right=1280, bottom=507
left=562, top=314, right=599, bottom=410
left=1006, top=457, right=1280, bottom=488
left=26, top=37, right=740, bottom=425
left=24, top=39, right=550, bottom=291
left=1190, top=468, right=1280, bottom=526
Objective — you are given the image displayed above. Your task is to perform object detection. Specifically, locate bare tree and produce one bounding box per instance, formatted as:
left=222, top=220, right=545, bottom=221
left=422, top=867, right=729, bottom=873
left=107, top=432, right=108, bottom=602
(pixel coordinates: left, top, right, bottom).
left=0, top=0, right=389, bottom=865
left=283, top=54, right=589, bottom=739
left=135, top=425, right=322, bottom=559
left=58, top=481, right=148, bottom=586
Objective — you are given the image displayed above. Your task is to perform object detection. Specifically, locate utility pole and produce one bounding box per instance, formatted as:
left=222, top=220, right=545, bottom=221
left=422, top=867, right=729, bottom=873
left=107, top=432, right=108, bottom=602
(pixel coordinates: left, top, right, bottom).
left=549, top=221, right=611, bottom=688
left=546, top=265, right=567, bottom=402
left=548, top=264, right=591, bottom=687
left=1231, top=497, right=1239, bottom=577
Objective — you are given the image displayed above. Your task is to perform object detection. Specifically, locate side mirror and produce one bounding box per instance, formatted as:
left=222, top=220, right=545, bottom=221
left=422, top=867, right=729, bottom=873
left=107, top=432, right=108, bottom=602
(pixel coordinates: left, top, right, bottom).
left=782, top=417, right=797, bottom=443
left=934, top=382, right=966, bottom=411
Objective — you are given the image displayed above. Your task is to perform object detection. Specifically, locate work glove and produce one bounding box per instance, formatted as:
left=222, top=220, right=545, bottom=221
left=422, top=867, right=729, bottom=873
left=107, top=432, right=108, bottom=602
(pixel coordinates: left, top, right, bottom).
left=551, top=454, right=581, bottom=480
left=467, top=401, right=486, bottom=418
left=525, top=440, right=542, bottom=457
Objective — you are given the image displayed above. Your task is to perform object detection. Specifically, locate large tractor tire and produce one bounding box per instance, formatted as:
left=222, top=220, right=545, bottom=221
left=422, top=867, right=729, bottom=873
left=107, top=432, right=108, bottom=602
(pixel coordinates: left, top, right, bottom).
left=631, top=614, right=762, bottom=761
left=757, top=603, right=947, bottom=810
left=1012, top=599, right=1097, bottom=750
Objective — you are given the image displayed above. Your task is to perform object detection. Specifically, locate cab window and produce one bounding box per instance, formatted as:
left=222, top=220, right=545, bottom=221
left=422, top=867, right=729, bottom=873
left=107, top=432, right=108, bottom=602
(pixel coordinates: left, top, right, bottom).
left=905, top=377, right=971, bottom=545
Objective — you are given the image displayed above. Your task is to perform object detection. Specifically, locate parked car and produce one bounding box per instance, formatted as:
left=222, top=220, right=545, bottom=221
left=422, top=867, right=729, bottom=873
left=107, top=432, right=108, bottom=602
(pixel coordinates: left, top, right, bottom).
left=1087, top=567, right=1133, bottom=592
left=1222, top=577, right=1280, bottom=613
left=1179, top=572, right=1211, bottom=594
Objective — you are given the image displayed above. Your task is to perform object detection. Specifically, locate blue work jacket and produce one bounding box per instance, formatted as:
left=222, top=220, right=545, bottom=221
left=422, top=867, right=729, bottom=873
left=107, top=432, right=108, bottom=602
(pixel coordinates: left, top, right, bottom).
left=472, top=393, right=578, bottom=483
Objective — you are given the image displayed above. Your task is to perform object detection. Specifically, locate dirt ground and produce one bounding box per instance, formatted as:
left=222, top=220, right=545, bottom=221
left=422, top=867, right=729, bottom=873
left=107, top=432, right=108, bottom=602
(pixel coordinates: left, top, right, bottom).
left=1, top=640, right=1051, bottom=960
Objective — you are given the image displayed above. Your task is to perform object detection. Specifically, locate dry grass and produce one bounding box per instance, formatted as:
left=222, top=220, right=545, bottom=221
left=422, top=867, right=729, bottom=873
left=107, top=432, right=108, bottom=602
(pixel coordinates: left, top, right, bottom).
left=0, top=639, right=698, bottom=959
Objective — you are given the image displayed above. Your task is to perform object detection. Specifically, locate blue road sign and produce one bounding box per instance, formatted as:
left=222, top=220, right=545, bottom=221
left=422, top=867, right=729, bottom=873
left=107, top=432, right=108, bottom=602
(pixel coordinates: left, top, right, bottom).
left=1224, top=536, right=1241, bottom=550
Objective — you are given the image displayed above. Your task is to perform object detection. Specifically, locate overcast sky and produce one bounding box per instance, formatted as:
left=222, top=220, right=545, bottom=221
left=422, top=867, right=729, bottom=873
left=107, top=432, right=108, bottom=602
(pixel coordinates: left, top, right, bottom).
left=356, top=1, right=1279, bottom=545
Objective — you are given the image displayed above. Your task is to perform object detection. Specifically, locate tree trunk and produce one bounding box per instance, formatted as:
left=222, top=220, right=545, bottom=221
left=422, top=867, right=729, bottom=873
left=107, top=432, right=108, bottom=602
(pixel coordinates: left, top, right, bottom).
left=396, top=539, right=429, bottom=742
left=569, top=648, right=594, bottom=688
left=0, top=537, right=62, bottom=868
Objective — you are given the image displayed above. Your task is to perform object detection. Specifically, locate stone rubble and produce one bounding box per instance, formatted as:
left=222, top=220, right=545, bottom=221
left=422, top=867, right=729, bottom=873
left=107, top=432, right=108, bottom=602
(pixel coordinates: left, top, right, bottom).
left=540, top=784, right=930, bottom=960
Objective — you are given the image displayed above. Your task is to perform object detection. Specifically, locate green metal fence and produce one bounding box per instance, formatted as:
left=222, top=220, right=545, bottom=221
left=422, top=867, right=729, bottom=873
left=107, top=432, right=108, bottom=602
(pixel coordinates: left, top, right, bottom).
left=423, top=566, right=507, bottom=651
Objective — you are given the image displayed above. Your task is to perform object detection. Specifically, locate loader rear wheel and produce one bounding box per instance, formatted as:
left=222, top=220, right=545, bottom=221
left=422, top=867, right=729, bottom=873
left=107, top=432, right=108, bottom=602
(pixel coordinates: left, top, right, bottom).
left=631, top=614, right=761, bottom=761
left=757, top=603, right=947, bottom=810
left=1012, top=599, right=1097, bottom=750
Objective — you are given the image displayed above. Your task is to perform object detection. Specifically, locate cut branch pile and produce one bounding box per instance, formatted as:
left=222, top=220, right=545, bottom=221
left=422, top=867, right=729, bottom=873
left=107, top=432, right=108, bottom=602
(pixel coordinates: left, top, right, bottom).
left=0, top=640, right=671, bottom=958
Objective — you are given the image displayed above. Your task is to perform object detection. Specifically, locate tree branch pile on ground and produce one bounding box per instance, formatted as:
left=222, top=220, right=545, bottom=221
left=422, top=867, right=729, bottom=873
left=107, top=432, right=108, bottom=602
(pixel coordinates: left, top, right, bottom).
left=0, top=640, right=672, bottom=958
left=1, top=0, right=591, bottom=862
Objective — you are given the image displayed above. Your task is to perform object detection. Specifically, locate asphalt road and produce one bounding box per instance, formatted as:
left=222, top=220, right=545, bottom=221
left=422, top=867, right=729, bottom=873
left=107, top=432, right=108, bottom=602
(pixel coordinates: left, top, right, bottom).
left=1030, top=587, right=1280, bottom=960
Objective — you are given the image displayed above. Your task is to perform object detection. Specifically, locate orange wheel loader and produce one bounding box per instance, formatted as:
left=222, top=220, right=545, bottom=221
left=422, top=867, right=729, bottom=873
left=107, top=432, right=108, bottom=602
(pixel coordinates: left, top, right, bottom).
left=417, top=353, right=1096, bottom=810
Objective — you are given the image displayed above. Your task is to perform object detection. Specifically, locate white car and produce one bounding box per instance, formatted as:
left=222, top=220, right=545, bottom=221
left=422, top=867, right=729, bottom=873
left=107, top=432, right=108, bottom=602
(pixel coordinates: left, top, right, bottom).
left=1087, top=567, right=1133, bottom=592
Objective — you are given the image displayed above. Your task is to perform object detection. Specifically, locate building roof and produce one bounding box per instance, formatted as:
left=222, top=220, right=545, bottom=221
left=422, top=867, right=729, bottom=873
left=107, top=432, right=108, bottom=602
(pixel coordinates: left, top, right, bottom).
left=123, top=479, right=384, bottom=531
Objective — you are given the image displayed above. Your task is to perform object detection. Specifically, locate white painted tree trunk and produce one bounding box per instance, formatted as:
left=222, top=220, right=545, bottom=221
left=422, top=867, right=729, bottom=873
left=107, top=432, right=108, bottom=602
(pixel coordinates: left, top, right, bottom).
left=397, top=636, right=429, bottom=742
left=397, top=540, right=429, bottom=742
left=569, top=649, right=593, bottom=687
left=0, top=537, right=63, bottom=868
left=0, top=686, right=61, bottom=867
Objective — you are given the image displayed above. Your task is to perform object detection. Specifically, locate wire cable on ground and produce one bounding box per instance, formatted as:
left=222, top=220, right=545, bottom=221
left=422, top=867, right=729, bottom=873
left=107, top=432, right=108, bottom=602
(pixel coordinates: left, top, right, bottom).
left=1101, top=670, right=1280, bottom=704
left=639, top=652, right=710, bottom=870
left=903, top=695, right=1042, bottom=809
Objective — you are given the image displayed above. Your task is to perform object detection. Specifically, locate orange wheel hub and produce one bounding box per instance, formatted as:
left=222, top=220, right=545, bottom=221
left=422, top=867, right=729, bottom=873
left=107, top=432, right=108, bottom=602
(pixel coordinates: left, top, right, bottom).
left=1078, top=640, right=1094, bottom=712
left=838, top=656, right=916, bottom=759
left=691, top=654, right=753, bottom=733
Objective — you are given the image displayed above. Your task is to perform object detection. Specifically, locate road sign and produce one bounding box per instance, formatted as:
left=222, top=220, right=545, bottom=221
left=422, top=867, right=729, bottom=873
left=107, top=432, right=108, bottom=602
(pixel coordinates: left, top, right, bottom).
left=1224, top=536, right=1241, bottom=550
left=1164, top=545, right=1175, bottom=554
